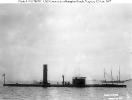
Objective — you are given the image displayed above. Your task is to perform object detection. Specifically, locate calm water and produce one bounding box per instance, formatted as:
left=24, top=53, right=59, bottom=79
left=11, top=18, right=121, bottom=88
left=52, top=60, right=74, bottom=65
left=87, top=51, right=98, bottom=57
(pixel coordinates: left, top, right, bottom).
left=0, top=82, right=132, bottom=100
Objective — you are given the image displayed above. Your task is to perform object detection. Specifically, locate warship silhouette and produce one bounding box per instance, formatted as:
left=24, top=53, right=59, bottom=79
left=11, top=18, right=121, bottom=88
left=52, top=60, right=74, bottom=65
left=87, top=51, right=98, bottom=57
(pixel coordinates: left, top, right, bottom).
left=2, top=64, right=126, bottom=87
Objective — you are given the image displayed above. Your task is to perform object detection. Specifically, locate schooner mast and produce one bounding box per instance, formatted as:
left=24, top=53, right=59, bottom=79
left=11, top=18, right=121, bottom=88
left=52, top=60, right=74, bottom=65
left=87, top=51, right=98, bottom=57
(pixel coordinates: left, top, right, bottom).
left=101, top=66, right=125, bottom=83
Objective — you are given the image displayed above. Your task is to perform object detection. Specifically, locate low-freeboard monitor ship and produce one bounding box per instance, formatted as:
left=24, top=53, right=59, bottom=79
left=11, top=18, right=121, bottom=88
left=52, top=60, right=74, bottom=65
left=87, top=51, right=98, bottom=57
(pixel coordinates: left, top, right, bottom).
left=2, top=64, right=127, bottom=87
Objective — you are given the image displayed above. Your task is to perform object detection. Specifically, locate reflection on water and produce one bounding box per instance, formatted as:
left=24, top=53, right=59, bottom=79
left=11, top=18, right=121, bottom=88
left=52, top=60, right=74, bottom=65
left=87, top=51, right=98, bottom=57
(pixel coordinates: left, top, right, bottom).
left=0, top=81, right=132, bottom=100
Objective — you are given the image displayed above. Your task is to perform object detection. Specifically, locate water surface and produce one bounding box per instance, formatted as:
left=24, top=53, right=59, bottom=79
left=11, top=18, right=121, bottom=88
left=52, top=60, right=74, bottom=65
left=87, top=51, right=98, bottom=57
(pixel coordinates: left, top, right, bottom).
left=0, top=81, right=132, bottom=100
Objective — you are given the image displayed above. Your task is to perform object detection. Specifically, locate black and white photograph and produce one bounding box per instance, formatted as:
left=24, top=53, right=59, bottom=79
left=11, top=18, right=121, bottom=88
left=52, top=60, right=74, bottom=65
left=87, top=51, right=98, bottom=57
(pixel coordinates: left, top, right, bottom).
left=0, top=1, right=132, bottom=100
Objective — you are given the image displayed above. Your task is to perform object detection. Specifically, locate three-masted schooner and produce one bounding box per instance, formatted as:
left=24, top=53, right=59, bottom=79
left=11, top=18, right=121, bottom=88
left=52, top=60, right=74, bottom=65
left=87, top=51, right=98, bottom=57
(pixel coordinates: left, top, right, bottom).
left=101, top=66, right=125, bottom=83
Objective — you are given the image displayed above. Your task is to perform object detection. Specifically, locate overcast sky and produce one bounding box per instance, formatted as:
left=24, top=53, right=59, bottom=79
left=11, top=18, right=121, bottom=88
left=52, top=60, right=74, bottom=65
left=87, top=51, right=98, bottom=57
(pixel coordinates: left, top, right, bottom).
left=0, top=4, right=132, bottom=83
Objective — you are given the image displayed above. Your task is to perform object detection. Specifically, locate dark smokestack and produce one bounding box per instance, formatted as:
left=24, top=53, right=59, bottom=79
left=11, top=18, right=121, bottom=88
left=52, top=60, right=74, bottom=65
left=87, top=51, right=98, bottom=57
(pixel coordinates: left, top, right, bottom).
left=62, top=75, right=64, bottom=85
left=43, top=64, right=47, bottom=85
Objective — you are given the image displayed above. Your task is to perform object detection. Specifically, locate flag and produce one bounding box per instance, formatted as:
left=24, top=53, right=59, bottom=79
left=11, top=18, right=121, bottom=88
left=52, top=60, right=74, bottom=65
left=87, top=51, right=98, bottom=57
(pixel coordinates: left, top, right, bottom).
left=2, top=73, right=5, bottom=76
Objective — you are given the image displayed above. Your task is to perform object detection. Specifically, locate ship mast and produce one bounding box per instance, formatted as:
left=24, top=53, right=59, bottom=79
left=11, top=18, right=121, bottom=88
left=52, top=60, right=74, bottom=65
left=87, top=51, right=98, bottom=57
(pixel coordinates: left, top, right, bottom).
left=2, top=73, right=5, bottom=84
left=111, top=67, right=113, bottom=82
left=104, top=68, right=106, bottom=81
left=119, top=66, right=120, bottom=82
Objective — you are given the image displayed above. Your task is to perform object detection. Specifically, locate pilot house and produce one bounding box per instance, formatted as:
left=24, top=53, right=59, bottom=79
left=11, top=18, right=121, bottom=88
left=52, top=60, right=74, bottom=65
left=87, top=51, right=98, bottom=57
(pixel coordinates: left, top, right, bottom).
left=72, top=77, right=86, bottom=85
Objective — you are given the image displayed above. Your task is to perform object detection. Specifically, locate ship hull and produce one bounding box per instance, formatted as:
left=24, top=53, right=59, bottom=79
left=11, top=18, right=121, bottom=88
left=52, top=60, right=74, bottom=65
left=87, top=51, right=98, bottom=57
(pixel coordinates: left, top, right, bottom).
left=101, top=81, right=125, bottom=83
left=3, top=84, right=126, bottom=87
